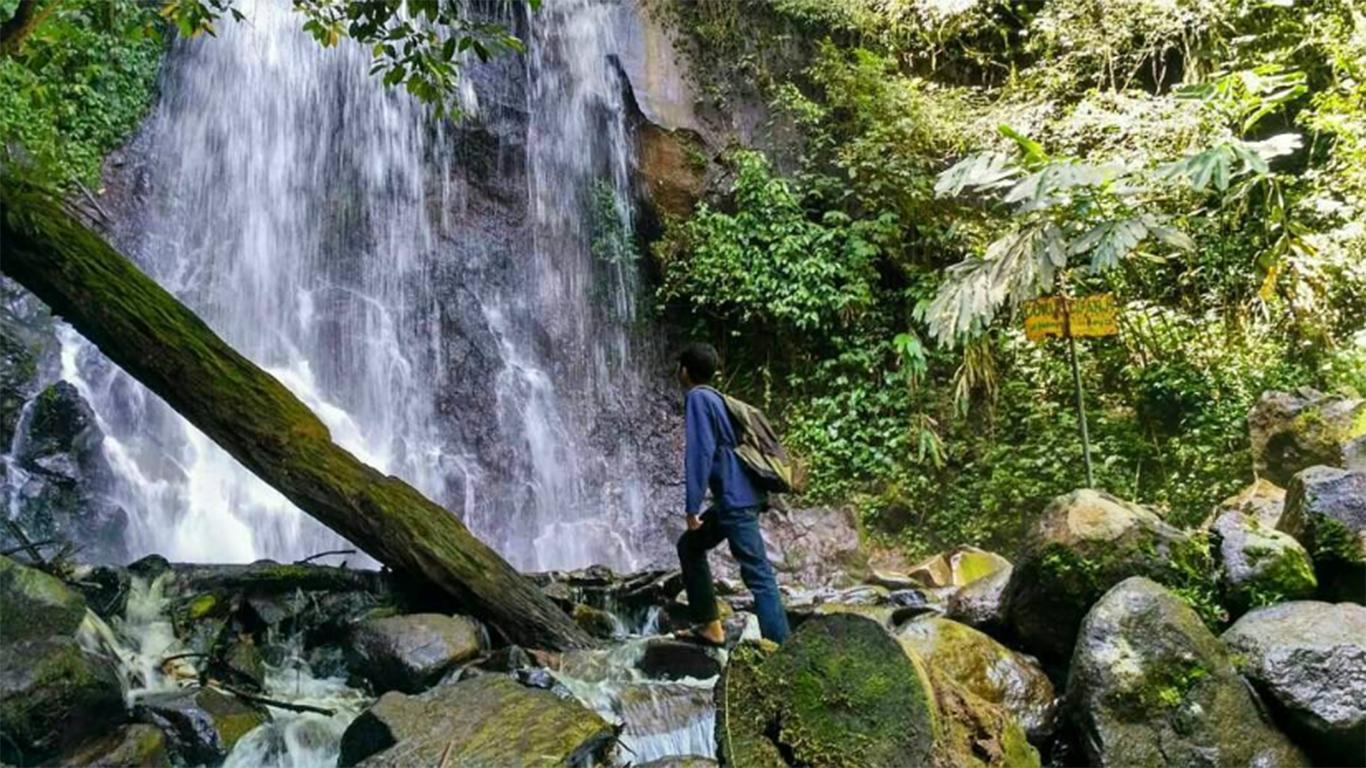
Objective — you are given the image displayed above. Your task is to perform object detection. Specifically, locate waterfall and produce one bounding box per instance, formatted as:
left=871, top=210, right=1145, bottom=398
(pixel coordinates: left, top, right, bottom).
left=59, top=0, right=675, bottom=570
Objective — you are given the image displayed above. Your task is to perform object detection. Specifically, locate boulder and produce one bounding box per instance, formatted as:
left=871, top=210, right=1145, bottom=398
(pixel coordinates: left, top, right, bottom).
left=571, top=603, right=622, bottom=640
left=1249, top=389, right=1366, bottom=485
left=1204, top=478, right=1286, bottom=529
left=718, top=505, right=869, bottom=588
left=0, top=556, right=126, bottom=764
left=338, top=674, right=615, bottom=767
left=908, top=546, right=1010, bottom=589
left=946, top=563, right=1013, bottom=634
left=897, top=617, right=1057, bottom=741
left=63, top=723, right=171, bottom=767
left=1004, top=490, right=1217, bottom=661
left=931, top=671, right=1041, bottom=768
left=1068, top=577, right=1307, bottom=767
left=1222, top=601, right=1366, bottom=764
left=347, top=613, right=484, bottom=694
left=133, top=687, right=266, bottom=765
left=635, top=638, right=722, bottom=681
left=1280, top=466, right=1366, bottom=602
left=1211, top=510, right=1316, bottom=615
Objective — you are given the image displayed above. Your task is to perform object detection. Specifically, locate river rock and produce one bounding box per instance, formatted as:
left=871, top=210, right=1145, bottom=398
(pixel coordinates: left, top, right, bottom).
left=946, top=563, right=1013, bottom=633
left=1068, top=577, right=1307, bottom=767
left=908, top=546, right=1010, bottom=589
left=338, top=674, right=615, bottom=767
left=1222, top=601, right=1366, bottom=764
left=1212, top=510, right=1316, bottom=615
left=1204, top=478, right=1286, bottom=529
left=717, top=505, right=869, bottom=588
left=636, top=638, right=722, bottom=681
left=1250, top=389, right=1366, bottom=485
left=0, top=556, right=126, bottom=765
left=897, top=617, right=1057, bottom=741
left=1004, top=490, right=1217, bottom=661
left=347, top=613, right=484, bottom=694
left=134, top=687, right=266, bottom=765
left=63, top=723, right=171, bottom=767
left=1280, top=466, right=1366, bottom=602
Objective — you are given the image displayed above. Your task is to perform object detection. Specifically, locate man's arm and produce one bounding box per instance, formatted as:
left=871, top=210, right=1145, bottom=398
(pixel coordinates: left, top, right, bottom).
left=684, top=390, right=717, bottom=520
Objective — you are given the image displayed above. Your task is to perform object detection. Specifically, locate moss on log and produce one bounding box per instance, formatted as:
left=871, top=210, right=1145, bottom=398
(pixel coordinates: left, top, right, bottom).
left=0, top=182, right=593, bottom=651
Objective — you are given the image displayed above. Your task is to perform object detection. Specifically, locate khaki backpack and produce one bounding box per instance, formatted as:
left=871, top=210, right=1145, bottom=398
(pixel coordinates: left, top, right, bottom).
left=700, top=386, right=805, bottom=494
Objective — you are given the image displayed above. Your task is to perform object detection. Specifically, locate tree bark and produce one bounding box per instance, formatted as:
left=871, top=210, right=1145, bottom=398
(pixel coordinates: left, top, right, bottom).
left=1, top=0, right=52, bottom=58
left=0, top=183, right=594, bottom=650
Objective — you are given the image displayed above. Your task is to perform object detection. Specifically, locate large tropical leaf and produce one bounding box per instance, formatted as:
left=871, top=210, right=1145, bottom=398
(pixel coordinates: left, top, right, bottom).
left=934, top=152, right=1019, bottom=197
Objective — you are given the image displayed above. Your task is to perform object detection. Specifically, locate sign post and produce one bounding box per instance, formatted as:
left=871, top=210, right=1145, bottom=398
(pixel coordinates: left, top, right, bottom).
left=1022, top=293, right=1118, bottom=488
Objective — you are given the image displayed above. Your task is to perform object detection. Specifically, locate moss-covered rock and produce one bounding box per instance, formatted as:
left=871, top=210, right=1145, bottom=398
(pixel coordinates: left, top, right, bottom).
left=1212, top=510, right=1317, bottom=615
left=571, top=602, right=621, bottom=640
left=346, top=613, right=484, bottom=694
left=930, top=671, right=1041, bottom=768
left=1222, top=601, right=1366, bottom=765
left=1068, top=578, right=1307, bottom=767
left=338, top=674, right=615, bottom=766
left=908, top=546, right=1011, bottom=589
left=714, top=640, right=786, bottom=768
left=133, top=687, right=266, bottom=765
left=64, top=723, right=171, bottom=767
left=1279, top=466, right=1366, bottom=603
left=898, top=617, right=1057, bottom=741
left=0, top=554, right=87, bottom=641
left=1004, top=490, right=1220, bottom=662
left=1250, top=390, right=1366, bottom=486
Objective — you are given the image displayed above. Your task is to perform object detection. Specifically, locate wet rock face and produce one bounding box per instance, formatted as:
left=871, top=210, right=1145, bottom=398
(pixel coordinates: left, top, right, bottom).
left=1279, top=466, right=1366, bottom=602
left=1222, top=601, right=1366, bottom=764
left=346, top=613, right=485, bottom=694
left=338, top=674, right=615, bottom=767
left=1211, top=510, right=1316, bottom=616
left=0, top=556, right=126, bottom=765
left=0, top=277, right=58, bottom=448
left=133, top=687, right=266, bottom=766
left=1067, top=577, right=1307, bottom=768
left=1004, top=489, right=1217, bottom=662
left=1249, top=389, right=1366, bottom=486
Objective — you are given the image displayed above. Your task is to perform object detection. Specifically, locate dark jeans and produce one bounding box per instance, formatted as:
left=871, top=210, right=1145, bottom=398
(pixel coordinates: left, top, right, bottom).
left=676, top=505, right=790, bottom=643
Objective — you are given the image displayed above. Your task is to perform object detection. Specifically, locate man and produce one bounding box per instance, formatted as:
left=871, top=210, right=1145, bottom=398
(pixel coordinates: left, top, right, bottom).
left=672, top=342, right=790, bottom=645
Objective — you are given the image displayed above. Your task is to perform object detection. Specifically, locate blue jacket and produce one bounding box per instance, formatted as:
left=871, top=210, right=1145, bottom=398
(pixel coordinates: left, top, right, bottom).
left=685, top=386, right=765, bottom=515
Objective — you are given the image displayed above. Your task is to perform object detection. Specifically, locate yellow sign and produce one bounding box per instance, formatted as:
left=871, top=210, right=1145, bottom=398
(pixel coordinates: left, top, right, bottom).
left=1023, top=293, right=1118, bottom=341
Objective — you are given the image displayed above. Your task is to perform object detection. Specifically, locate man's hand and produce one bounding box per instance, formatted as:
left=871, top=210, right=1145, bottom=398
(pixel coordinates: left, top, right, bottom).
left=686, top=514, right=702, bottom=531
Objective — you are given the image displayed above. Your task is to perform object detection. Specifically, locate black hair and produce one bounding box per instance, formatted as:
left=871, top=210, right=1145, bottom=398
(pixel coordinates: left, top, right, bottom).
left=678, top=342, right=719, bottom=384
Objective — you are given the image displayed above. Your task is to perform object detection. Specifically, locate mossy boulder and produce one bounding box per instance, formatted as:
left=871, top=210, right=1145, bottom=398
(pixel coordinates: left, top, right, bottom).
left=898, top=617, right=1057, bottom=741
left=0, top=554, right=87, bottom=641
left=908, top=546, right=1010, bottom=589
left=346, top=613, right=484, bottom=694
left=1279, top=466, right=1366, bottom=603
left=1068, top=577, right=1307, bottom=767
left=1212, top=510, right=1316, bottom=615
left=931, top=671, right=1041, bottom=768
left=133, top=687, right=266, bottom=765
left=338, top=674, right=615, bottom=766
left=1003, top=490, right=1218, bottom=661
left=1222, top=601, right=1366, bottom=764
left=946, top=563, right=1013, bottom=634
left=571, top=603, right=621, bottom=640
left=1250, top=389, right=1366, bottom=485
left=63, top=723, right=171, bottom=767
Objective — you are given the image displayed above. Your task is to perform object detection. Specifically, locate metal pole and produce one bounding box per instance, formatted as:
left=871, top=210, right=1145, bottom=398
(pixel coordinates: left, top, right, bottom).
left=1065, top=298, right=1096, bottom=488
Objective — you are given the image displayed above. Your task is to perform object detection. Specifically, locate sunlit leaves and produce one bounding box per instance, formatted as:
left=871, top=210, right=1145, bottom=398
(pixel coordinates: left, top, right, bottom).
left=1156, top=133, right=1301, bottom=192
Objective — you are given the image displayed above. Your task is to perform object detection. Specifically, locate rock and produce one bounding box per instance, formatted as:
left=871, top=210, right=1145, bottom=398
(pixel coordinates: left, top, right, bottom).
left=897, top=617, right=1057, bottom=742
left=347, top=613, right=484, bottom=694
left=0, top=556, right=126, bottom=765
left=1068, top=577, right=1307, bottom=767
left=614, top=681, right=715, bottom=762
left=932, top=671, right=1042, bottom=768
left=1250, top=389, right=1366, bottom=485
left=908, top=546, right=1011, bottom=589
left=338, top=674, right=615, bottom=767
left=1205, top=478, right=1286, bottom=529
left=63, top=724, right=171, bottom=767
left=715, top=614, right=938, bottom=767
left=1222, top=601, right=1366, bottom=764
left=1211, top=510, right=1316, bottom=615
left=133, top=687, right=266, bottom=765
left=634, top=758, right=717, bottom=768
left=1280, top=466, right=1366, bottom=602
left=217, top=637, right=267, bottom=692
left=635, top=638, right=722, bottom=681
left=947, top=563, right=1013, bottom=633
left=717, top=505, right=869, bottom=588
left=572, top=603, right=622, bottom=639
left=1004, top=489, right=1218, bottom=661
left=638, top=123, right=708, bottom=218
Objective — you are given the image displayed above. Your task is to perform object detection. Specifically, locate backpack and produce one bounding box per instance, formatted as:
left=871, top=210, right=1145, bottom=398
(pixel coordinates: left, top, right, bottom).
left=700, top=386, right=805, bottom=494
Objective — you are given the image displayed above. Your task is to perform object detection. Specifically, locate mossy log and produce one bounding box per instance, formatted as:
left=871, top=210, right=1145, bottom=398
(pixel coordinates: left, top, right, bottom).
left=0, top=184, right=593, bottom=651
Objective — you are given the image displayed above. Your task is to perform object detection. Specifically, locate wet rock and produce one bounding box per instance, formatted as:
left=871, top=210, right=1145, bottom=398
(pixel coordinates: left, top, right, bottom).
left=63, top=723, right=171, bottom=768
left=946, top=563, right=1013, bottom=634
left=634, top=756, right=717, bottom=768
left=636, top=638, right=722, bottom=681
left=1004, top=489, right=1217, bottom=661
left=717, top=505, right=868, bottom=588
left=908, top=546, right=1010, bottom=589
left=613, top=681, right=714, bottom=762
left=0, top=278, right=57, bottom=448
left=1212, top=510, right=1316, bottom=615
left=1222, top=601, right=1366, bottom=764
left=1204, top=478, right=1286, bottom=529
left=0, top=556, right=125, bottom=765
left=218, top=637, right=267, bottom=692
left=338, top=674, right=615, bottom=767
left=347, top=613, right=484, bottom=694
left=1067, top=577, right=1307, bottom=767
left=889, top=587, right=948, bottom=624
left=134, top=687, right=265, bottom=765
left=1250, top=389, right=1366, bottom=485
left=1280, top=466, right=1366, bottom=602
left=572, top=603, right=622, bottom=640
left=898, top=617, right=1057, bottom=742
left=715, top=614, right=938, bottom=768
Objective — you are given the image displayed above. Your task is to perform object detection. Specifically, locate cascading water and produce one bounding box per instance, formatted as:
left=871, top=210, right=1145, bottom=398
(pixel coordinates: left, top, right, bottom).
left=60, top=0, right=677, bottom=571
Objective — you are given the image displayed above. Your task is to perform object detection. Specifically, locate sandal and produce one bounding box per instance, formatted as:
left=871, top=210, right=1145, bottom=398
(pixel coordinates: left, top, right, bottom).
left=670, top=625, right=726, bottom=648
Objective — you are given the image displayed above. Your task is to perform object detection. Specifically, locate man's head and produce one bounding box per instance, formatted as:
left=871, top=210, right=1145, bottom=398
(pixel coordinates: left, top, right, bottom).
left=677, top=342, right=719, bottom=388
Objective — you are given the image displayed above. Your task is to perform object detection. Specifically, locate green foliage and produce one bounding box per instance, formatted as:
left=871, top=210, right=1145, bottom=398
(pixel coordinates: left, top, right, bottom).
left=0, top=0, right=164, bottom=188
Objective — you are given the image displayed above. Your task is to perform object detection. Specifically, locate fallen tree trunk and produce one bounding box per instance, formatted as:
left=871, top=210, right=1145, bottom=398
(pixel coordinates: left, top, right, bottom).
left=0, top=182, right=594, bottom=651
